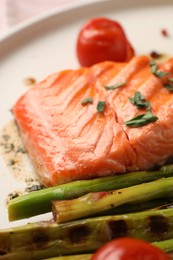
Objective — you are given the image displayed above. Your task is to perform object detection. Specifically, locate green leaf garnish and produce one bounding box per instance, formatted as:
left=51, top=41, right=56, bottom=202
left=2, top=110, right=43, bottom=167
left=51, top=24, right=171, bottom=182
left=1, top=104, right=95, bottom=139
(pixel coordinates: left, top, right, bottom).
left=154, top=71, right=169, bottom=78
left=151, top=64, right=158, bottom=74
left=124, top=111, right=158, bottom=127
left=104, top=82, right=126, bottom=90
left=163, top=78, right=173, bottom=92
left=168, top=78, right=173, bottom=82
left=164, top=83, right=173, bottom=92
left=129, top=91, right=151, bottom=111
left=150, top=60, right=168, bottom=78
left=97, top=101, right=106, bottom=113
left=149, top=60, right=156, bottom=66
left=81, top=97, right=93, bottom=105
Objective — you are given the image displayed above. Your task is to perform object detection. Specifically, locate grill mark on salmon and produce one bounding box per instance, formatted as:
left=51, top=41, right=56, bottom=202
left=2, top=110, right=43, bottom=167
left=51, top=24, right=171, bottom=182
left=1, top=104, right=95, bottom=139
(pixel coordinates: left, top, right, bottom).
left=13, top=56, right=173, bottom=186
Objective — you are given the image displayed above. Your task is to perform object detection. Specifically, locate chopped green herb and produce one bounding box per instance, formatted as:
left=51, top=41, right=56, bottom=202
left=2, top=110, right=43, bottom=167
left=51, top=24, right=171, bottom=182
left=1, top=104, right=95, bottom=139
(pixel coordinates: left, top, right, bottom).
left=149, top=60, right=156, bottom=66
left=97, top=101, right=106, bottom=113
left=129, top=91, right=145, bottom=104
left=164, top=83, right=173, bottom=92
left=124, top=111, right=158, bottom=127
left=154, top=71, right=169, bottom=78
left=151, top=64, right=158, bottom=74
left=168, top=78, right=173, bottom=82
left=163, top=78, right=173, bottom=92
left=81, top=97, right=93, bottom=105
left=129, top=91, right=151, bottom=111
left=146, top=103, right=151, bottom=111
left=150, top=60, right=168, bottom=78
left=104, top=81, right=126, bottom=90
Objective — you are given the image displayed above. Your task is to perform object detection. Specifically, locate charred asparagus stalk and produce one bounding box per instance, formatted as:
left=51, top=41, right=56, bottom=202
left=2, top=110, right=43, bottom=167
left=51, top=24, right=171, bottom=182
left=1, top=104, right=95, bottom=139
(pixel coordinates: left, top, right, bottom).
left=43, top=255, right=92, bottom=260
left=43, top=238, right=173, bottom=259
left=102, top=197, right=173, bottom=215
left=153, top=238, right=173, bottom=254
left=1, top=208, right=173, bottom=260
left=8, top=164, right=173, bottom=221
left=52, top=176, right=173, bottom=223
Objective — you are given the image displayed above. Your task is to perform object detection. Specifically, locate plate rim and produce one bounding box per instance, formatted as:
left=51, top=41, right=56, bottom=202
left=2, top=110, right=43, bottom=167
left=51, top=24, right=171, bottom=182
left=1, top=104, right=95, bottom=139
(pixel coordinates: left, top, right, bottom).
left=1, top=0, right=173, bottom=44
left=0, top=0, right=105, bottom=42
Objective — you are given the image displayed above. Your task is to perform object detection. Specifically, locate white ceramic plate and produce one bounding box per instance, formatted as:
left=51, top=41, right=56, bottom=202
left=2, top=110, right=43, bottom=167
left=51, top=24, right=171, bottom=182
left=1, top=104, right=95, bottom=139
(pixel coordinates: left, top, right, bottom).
left=0, top=0, right=173, bottom=228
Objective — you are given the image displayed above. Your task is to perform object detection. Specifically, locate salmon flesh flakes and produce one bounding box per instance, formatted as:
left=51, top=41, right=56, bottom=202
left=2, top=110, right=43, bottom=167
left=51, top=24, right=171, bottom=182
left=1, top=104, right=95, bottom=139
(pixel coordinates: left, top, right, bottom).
left=13, top=56, right=173, bottom=186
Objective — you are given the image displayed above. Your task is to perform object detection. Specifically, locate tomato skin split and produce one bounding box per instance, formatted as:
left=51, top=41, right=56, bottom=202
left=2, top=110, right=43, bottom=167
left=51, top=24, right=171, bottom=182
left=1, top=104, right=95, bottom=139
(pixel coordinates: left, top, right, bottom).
left=91, top=238, right=171, bottom=260
left=76, top=17, right=135, bottom=67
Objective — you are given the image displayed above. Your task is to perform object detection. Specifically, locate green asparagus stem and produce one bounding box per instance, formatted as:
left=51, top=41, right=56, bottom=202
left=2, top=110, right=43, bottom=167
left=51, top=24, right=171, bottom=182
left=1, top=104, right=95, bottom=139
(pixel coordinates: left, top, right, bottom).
left=104, top=197, right=173, bottom=215
left=43, top=238, right=173, bottom=259
left=43, top=255, right=92, bottom=260
left=52, top=176, right=173, bottom=223
left=1, top=208, right=173, bottom=259
left=153, top=238, right=173, bottom=253
left=8, top=164, right=173, bottom=221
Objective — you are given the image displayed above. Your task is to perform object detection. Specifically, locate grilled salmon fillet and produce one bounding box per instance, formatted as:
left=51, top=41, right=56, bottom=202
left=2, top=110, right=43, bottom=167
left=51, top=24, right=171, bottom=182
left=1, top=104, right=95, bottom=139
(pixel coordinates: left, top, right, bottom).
left=13, top=56, right=173, bottom=186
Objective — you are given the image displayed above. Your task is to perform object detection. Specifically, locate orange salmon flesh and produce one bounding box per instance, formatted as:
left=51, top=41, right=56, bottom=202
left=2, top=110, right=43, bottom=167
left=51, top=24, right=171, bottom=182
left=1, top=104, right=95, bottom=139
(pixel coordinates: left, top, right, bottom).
left=13, top=56, right=173, bottom=186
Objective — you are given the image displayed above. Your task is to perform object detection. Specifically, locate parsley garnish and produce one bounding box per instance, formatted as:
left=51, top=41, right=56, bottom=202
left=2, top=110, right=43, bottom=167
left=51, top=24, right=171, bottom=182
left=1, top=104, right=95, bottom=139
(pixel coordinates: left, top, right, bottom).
left=149, top=60, right=156, bottom=66
left=164, top=78, right=173, bottom=92
left=124, top=111, right=158, bottom=127
left=150, top=60, right=169, bottom=78
left=150, top=60, right=158, bottom=74
left=129, top=91, right=151, bottom=111
left=104, top=82, right=126, bottom=90
left=155, top=71, right=168, bottom=78
left=164, top=83, right=173, bottom=92
left=81, top=97, right=93, bottom=105
left=168, top=78, right=173, bottom=82
left=97, top=101, right=106, bottom=113
left=165, top=83, right=173, bottom=91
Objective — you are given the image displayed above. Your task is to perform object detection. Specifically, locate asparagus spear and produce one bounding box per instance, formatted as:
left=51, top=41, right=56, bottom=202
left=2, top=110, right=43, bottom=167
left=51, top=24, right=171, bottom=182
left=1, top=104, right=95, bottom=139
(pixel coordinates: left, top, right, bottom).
left=153, top=238, right=173, bottom=254
left=43, top=239, right=173, bottom=259
left=1, top=208, right=173, bottom=260
left=8, top=164, right=173, bottom=221
left=43, top=255, right=92, bottom=260
left=103, top=197, right=173, bottom=215
left=52, top=176, right=173, bottom=223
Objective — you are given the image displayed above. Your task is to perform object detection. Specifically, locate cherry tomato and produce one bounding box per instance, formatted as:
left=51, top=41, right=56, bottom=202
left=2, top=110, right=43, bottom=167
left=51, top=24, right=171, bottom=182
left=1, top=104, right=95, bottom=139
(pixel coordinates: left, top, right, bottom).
left=92, top=238, right=171, bottom=260
left=76, top=17, right=135, bottom=67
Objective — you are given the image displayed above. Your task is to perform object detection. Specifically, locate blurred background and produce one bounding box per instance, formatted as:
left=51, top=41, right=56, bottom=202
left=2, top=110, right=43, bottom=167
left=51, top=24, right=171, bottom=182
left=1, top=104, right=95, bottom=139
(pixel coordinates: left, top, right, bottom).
left=0, top=0, right=89, bottom=35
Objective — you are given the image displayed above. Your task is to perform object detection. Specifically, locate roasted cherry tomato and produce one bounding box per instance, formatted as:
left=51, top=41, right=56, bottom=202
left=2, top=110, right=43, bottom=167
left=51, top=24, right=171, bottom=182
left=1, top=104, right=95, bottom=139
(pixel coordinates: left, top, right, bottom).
left=76, top=17, right=135, bottom=67
left=92, top=238, right=171, bottom=260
